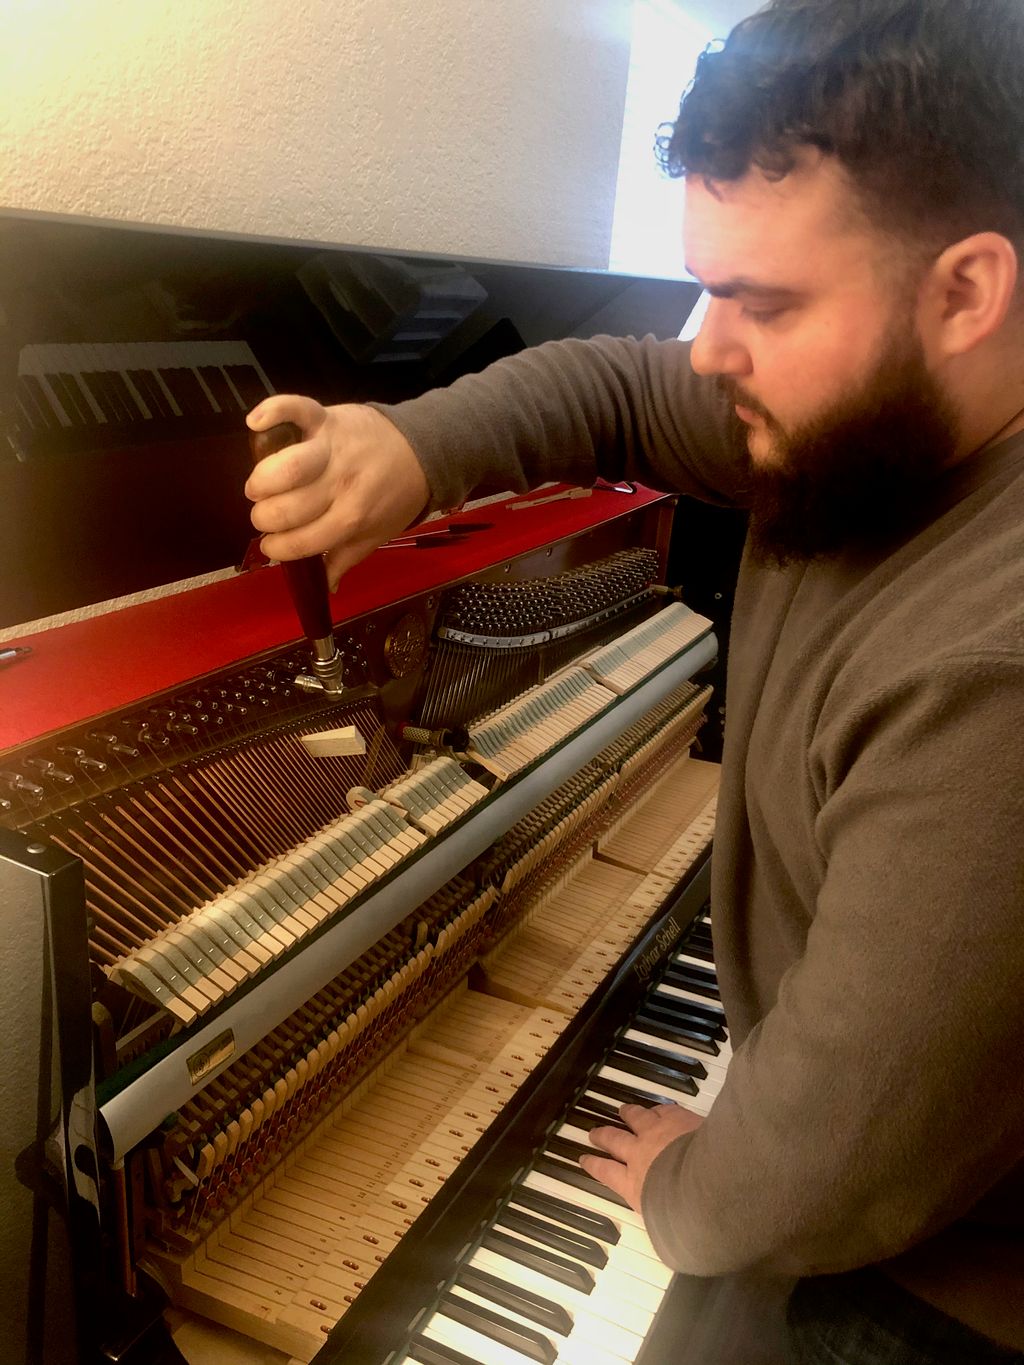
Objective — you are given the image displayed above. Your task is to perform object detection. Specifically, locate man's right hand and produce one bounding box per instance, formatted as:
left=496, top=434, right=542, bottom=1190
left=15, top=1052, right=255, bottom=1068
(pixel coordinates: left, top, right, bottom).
left=245, top=396, right=431, bottom=593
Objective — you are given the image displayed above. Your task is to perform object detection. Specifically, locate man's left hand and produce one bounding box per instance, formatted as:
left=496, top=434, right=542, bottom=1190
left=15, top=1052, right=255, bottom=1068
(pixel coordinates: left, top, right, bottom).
left=580, top=1101, right=703, bottom=1211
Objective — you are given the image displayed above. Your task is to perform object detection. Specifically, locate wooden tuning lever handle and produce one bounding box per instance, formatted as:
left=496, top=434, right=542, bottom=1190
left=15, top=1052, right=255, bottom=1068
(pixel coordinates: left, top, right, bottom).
left=249, top=422, right=335, bottom=645
left=249, top=422, right=344, bottom=695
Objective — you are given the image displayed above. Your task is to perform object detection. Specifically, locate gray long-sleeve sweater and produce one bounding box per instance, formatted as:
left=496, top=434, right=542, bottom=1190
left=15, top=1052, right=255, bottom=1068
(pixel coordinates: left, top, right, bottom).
left=373, top=335, right=1024, bottom=1344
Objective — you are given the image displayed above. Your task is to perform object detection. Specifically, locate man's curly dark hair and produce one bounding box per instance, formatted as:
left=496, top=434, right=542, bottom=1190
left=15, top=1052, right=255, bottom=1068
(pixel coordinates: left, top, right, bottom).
left=658, top=0, right=1024, bottom=259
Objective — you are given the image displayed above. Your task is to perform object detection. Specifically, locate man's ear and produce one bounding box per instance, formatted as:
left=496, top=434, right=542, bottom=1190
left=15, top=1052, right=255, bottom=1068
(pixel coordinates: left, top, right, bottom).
left=919, top=232, right=1019, bottom=360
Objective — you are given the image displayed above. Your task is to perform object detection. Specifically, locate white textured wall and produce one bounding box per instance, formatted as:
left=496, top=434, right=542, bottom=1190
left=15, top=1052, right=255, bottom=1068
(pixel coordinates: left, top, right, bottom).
left=1, top=0, right=632, bottom=267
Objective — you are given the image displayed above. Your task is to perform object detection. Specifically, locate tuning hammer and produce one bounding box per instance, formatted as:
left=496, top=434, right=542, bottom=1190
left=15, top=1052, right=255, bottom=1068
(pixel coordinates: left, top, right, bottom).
left=248, top=421, right=344, bottom=696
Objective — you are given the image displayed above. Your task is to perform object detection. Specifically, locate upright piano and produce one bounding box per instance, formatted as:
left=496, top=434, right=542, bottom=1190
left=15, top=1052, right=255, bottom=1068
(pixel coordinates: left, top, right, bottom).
left=0, top=211, right=752, bottom=1365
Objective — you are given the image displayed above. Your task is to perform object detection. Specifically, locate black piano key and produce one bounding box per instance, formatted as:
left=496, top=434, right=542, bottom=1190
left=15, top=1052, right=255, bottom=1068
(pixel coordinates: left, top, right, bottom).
left=614, top=1038, right=708, bottom=1080
left=533, top=1153, right=632, bottom=1211
left=54, top=371, right=94, bottom=423
left=73, top=370, right=111, bottom=423
left=547, top=1132, right=608, bottom=1166
left=640, top=993, right=725, bottom=1030
left=439, top=1289, right=557, bottom=1365
left=225, top=362, right=271, bottom=410
left=49, top=372, right=93, bottom=425
left=632, top=1013, right=720, bottom=1057
left=565, top=1106, right=629, bottom=1134
left=79, top=372, right=120, bottom=423
left=682, top=935, right=715, bottom=963
left=408, top=1336, right=482, bottom=1365
left=17, top=375, right=57, bottom=431
left=159, top=366, right=215, bottom=417
left=127, top=368, right=173, bottom=419
left=91, top=368, right=140, bottom=420
left=495, top=1206, right=608, bottom=1270
left=570, top=1092, right=625, bottom=1124
left=15, top=391, right=40, bottom=438
left=588, top=1074, right=683, bottom=1110
left=198, top=364, right=240, bottom=412
left=457, top=1264, right=573, bottom=1337
left=648, top=990, right=727, bottom=1033
left=663, top=956, right=715, bottom=983
left=666, top=957, right=719, bottom=986
left=481, top=1227, right=595, bottom=1295
left=663, top=965, right=721, bottom=1000
left=509, top=1186, right=620, bottom=1245
left=99, top=371, right=141, bottom=423
left=105, top=369, right=148, bottom=422
left=605, top=1051, right=700, bottom=1097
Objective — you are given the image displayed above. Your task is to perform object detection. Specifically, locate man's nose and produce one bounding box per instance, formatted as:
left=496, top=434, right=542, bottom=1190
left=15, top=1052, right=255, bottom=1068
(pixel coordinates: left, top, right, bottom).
left=689, top=299, right=751, bottom=378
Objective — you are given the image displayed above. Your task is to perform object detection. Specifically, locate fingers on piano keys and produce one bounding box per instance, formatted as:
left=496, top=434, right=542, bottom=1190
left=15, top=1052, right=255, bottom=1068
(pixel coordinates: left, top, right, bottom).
left=408, top=948, right=729, bottom=1365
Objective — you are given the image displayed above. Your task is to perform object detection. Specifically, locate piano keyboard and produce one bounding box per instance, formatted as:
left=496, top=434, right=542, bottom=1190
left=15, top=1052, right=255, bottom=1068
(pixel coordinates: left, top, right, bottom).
left=14, top=340, right=273, bottom=446
left=326, top=906, right=728, bottom=1365
left=399, top=912, right=729, bottom=1365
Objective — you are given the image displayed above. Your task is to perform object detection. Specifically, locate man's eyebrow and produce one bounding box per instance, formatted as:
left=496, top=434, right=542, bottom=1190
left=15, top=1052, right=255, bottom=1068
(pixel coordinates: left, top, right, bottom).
left=685, top=271, right=800, bottom=300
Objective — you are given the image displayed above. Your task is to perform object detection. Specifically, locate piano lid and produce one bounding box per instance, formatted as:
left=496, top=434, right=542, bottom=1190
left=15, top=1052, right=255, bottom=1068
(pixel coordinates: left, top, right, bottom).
left=0, top=209, right=701, bottom=632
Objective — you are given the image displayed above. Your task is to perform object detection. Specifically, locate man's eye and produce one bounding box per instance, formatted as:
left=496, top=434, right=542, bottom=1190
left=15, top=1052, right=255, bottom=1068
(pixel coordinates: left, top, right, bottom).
left=742, top=306, right=786, bottom=323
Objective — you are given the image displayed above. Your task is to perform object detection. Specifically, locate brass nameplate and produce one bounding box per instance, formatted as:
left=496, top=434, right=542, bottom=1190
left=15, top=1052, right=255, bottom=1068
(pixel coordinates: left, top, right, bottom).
left=634, top=916, right=682, bottom=983
left=187, top=1028, right=235, bottom=1086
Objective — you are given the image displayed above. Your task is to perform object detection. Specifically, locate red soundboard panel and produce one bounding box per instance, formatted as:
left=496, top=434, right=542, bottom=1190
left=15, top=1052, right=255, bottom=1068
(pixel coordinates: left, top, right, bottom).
left=0, top=487, right=666, bottom=751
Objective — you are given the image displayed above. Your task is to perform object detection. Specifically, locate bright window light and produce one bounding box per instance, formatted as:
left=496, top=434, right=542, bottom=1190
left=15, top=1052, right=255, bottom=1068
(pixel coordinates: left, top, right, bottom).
left=608, top=0, right=712, bottom=283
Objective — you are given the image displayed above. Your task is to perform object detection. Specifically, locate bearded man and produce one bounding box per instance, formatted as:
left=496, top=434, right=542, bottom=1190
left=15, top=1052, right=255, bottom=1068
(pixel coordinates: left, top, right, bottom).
left=244, top=3, right=1024, bottom=1360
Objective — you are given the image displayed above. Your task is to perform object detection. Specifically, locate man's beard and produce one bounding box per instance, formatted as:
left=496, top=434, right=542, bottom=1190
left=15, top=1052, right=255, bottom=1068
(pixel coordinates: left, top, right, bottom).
left=722, top=321, right=960, bottom=567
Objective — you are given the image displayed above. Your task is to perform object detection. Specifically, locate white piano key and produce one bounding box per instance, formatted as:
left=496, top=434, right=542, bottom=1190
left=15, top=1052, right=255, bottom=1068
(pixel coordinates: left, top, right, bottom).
left=621, top=1028, right=729, bottom=1079
left=421, top=1313, right=550, bottom=1365
left=471, top=1229, right=661, bottom=1329
left=496, top=1204, right=666, bottom=1305
left=672, top=950, right=722, bottom=980
left=519, top=1171, right=649, bottom=1244
left=454, top=1268, right=650, bottom=1365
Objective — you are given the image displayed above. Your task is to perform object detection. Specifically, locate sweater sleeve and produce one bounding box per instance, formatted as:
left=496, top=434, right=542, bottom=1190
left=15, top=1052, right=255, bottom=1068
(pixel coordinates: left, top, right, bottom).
left=368, top=334, right=749, bottom=511
left=641, top=650, right=1024, bottom=1277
